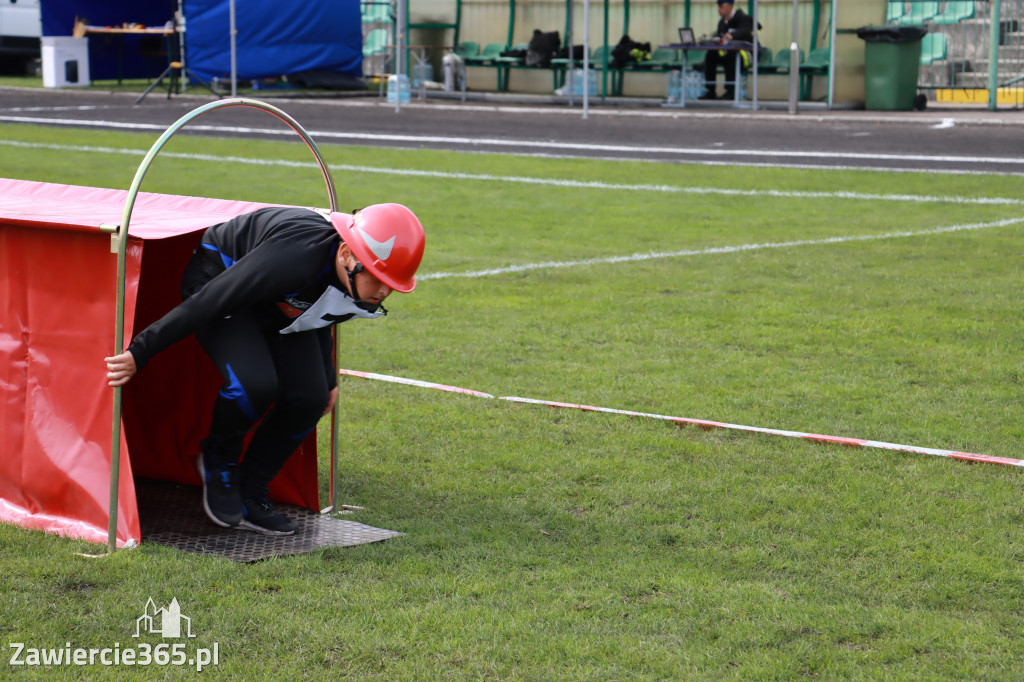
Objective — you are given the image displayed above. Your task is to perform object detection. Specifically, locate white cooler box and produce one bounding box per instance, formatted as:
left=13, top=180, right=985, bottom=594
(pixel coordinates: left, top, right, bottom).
left=42, top=37, right=90, bottom=88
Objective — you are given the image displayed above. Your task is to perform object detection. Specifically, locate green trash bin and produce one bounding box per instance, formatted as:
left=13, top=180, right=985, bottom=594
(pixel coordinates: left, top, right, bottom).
left=856, top=25, right=928, bottom=111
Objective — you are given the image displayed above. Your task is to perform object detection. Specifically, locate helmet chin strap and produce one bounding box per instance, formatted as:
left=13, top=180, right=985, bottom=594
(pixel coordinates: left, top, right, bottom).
left=344, top=261, right=387, bottom=314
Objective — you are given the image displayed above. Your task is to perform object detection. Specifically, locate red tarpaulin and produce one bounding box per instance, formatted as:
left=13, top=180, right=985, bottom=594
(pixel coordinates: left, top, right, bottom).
left=0, top=178, right=323, bottom=547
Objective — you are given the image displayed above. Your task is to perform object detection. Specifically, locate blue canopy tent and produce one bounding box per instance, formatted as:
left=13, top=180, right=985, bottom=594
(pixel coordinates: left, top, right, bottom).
left=182, top=0, right=363, bottom=86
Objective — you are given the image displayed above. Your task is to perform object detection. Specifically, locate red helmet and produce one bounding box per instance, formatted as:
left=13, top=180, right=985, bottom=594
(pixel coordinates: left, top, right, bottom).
left=329, top=203, right=425, bottom=293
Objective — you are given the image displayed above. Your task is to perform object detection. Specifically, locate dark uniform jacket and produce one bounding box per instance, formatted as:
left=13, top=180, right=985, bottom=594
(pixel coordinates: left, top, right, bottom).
left=716, top=9, right=755, bottom=43
left=127, top=207, right=381, bottom=390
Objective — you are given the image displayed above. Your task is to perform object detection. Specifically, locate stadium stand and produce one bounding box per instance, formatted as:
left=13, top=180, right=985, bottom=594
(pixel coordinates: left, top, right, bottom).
left=919, top=32, right=948, bottom=65
left=932, top=1, right=975, bottom=25
left=888, top=1, right=907, bottom=23
left=758, top=46, right=803, bottom=74
left=899, top=1, right=940, bottom=25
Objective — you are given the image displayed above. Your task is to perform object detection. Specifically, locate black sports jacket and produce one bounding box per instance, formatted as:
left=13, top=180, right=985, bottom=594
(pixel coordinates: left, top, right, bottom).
left=127, top=207, right=382, bottom=389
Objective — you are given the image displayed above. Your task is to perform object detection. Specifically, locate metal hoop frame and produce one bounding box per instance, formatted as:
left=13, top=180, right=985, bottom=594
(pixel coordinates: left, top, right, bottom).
left=107, top=98, right=340, bottom=553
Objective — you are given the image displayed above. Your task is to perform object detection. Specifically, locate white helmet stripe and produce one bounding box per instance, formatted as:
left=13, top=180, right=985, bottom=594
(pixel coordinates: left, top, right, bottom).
left=357, top=227, right=395, bottom=261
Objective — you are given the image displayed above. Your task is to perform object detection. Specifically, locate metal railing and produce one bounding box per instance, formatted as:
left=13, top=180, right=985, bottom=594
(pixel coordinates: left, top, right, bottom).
left=361, top=1, right=395, bottom=82
left=892, top=0, right=1023, bottom=108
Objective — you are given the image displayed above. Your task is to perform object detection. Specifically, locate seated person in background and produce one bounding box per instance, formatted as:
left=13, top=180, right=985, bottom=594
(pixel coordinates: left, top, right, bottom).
left=700, top=0, right=756, bottom=100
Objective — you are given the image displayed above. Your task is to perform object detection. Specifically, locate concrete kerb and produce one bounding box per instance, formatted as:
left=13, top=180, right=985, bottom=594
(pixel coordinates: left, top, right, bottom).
left=214, top=85, right=1024, bottom=126
left=2, top=83, right=1022, bottom=128
left=359, top=89, right=1024, bottom=127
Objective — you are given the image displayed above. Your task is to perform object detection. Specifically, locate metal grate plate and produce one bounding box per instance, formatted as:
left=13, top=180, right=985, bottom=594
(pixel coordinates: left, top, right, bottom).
left=136, top=480, right=401, bottom=562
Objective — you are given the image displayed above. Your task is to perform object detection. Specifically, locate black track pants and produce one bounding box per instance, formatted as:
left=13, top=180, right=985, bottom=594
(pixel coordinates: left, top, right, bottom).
left=703, top=50, right=747, bottom=94
left=182, top=252, right=329, bottom=499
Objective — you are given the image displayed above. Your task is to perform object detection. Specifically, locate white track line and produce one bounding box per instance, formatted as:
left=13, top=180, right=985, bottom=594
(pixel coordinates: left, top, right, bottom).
left=218, top=96, right=1019, bottom=126
left=2, top=138, right=1022, bottom=207
left=419, top=216, right=1024, bottom=281
left=2, top=89, right=1020, bottom=128
left=3, top=139, right=1020, bottom=283
left=514, top=153, right=1024, bottom=177
left=337, top=369, right=1020, bottom=468
left=1, top=114, right=1022, bottom=167
left=2, top=105, right=109, bottom=113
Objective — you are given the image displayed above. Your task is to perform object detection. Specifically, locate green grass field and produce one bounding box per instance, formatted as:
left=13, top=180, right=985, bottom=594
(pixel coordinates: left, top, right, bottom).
left=1, top=119, right=1023, bottom=679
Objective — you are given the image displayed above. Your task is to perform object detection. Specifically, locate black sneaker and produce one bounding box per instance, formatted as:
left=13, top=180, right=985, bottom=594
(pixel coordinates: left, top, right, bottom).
left=239, top=497, right=298, bottom=536
left=196, top=454, right=243, bottom=528
left=697, top=90, right=717, bottom=100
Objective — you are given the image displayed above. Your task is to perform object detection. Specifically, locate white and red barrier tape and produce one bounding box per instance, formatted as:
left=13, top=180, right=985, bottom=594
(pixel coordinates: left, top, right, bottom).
left=337, top=369, right=1021, bottom=468
left=338, top=369, right=495, bottom=399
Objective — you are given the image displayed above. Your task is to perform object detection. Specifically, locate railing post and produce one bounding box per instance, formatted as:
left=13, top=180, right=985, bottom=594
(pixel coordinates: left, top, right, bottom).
left=827, top=0, right=837, bottom=109
left=395, top=0, right=406, bottom=112
left=988, top=0, right=1002, bottom=111
left=788, top=0, right=800, bottom=114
